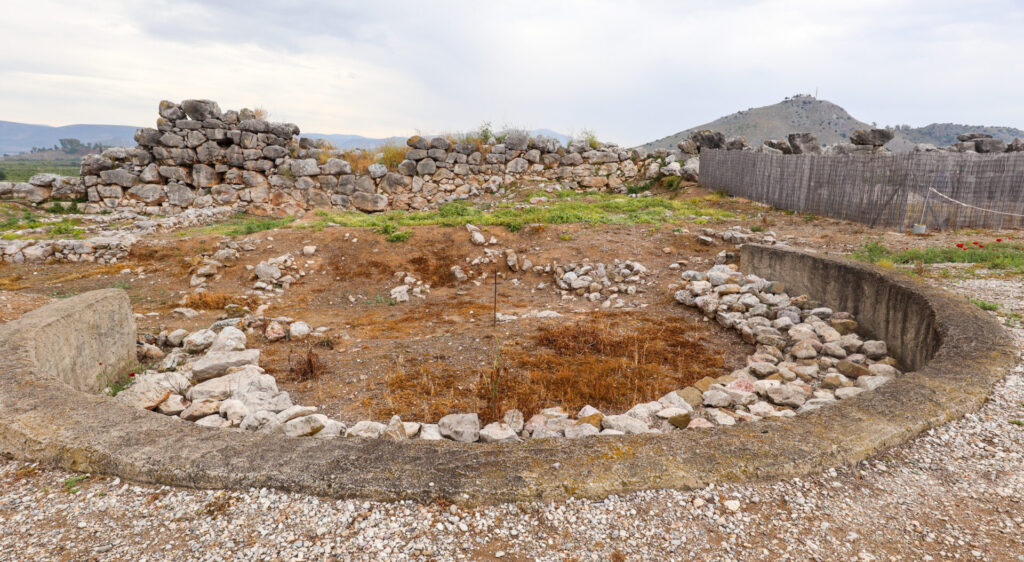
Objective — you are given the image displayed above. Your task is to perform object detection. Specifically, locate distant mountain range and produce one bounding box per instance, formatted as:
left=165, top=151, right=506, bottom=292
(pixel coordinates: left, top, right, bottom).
left=0, top=121, right=137, bottom=155
left=0, top=118, right=572, bottom=156
left=639, top=95, right=1024, bottom=152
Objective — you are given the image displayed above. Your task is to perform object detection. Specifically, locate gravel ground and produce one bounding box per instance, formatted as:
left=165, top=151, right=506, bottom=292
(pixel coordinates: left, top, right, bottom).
left=2, top=281, right=1023, bottom=561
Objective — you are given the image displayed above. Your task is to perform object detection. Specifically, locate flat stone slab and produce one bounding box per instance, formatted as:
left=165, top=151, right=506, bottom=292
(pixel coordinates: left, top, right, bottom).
left=0, top=247, right=1015, bottom=504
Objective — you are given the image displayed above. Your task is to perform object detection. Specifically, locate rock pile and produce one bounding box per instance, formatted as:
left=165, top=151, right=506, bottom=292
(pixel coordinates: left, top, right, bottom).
left=0, top=235, right=134, bottom=264
left=118, top=264, right=900, bottom=443
left=673, top=264, right=902, bottom=425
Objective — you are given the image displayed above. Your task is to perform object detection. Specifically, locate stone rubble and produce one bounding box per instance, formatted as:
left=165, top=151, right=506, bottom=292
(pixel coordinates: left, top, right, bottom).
left=118, top=263, right=901, bottom=443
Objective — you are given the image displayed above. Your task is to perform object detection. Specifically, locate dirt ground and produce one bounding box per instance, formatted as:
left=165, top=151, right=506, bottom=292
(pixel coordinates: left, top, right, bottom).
left=2, top=187, right=1023, bottom=560
left=2, top=187, right=1017, bottom=424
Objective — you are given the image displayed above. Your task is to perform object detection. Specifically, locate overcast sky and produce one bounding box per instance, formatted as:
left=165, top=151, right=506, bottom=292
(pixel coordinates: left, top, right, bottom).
left=1, top=0, right=1022, bottom=146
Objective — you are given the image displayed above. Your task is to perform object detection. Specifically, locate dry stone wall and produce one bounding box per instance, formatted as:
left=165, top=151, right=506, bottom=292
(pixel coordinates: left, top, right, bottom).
left=2, top=99, right=678, bottom=217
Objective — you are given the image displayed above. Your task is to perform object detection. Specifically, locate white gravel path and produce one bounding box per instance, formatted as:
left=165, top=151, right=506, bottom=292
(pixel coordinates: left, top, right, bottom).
left=2, top=281, right=1023, bottom=561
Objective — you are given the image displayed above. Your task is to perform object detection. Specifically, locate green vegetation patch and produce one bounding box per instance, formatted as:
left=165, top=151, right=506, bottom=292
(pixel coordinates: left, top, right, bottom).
left=854, top=240, right=1024, bottom=272
left=306, top=193, right=734, bottom=234
left=178, top=214, right=296, bottom=237
left=0, top=159, right=81, bottom=182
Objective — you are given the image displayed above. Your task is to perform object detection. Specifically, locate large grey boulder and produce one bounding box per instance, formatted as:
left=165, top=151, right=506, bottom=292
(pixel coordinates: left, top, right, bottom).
left=438, top=413, right=480, bottom=442
left=283, top=415, right=325, bottom=437
left=158, top=100, right=186, bottom=120
left=788, top=133, right=822, bottom=154
left=503, top=131, right=529, bottom=151
left=506, top=157, right=529, bottom=173
left=479, top=422, right=519, bottom=443
left=182, top=329, right=215, bottom=353
left=689, top=130, right=726, bottom=151
left=600, top=414, right=649, bottom=434
left=975, top=138, right=1007, bottom=153
left=289, top=159, right=320, bottom=176
left=210, top=326, right=246, bottom=352
left=347, top=420, right=386, bottom=439
left=114, top=371, right=190, bottom=410
left=725, top=137, right=748, bottom=150
left=187, top=349, right=260, bottom=381
left=180, top=99, right=222, bottom=121
left=351, top=192, right=388, bottom=212
left=763, top=139, right=793, bottom=154
left=186, top=365, right=274, bottom=402
left=850, top=129, right=894, bottom=147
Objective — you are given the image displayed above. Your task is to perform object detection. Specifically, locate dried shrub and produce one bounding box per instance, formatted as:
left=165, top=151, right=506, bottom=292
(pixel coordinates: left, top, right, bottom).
left=183, top=292, right=251, bottom=311
left=370, top=312, right=740, bottom=423
left=377, top=142, right=409, bottom=169
left=341, top=149, right=375, bottom=174
left=288, top=346, right=325, bottom=382
left=0, top=274, right=27, bottom=291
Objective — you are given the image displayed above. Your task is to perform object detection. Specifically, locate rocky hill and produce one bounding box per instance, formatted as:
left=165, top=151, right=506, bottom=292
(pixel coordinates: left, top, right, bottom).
left=640, top=95, right=1024, bottom=152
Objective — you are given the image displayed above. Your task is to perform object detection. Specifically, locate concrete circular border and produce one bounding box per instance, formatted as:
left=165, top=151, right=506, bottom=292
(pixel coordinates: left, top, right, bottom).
left=0, top=245, right=1015, bottom=504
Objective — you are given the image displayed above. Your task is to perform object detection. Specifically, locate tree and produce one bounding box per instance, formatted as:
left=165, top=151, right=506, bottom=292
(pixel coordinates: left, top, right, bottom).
left=59, top=138, right=84, bottom=154
left=0, top=169, right=6, bottom=181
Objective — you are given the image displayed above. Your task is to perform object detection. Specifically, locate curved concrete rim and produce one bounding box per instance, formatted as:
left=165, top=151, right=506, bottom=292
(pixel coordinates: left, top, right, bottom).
left=0, top=245, right=1016, bottom=504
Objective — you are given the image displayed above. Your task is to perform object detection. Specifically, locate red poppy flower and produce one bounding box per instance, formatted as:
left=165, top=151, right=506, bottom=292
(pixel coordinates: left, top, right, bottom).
left=997, top=238, right=1003, bottom=242
left=128, top=372, right=135, bottom=378
left=956, top=243, right=964, bottom=248
left=972, top=241, right=979, bottom=245
left=979, top=244, right=985, bottom=248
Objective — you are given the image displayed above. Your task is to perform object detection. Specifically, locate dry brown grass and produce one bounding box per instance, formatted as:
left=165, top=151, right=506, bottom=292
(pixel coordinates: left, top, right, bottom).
left=369, top=312, right=737, bottom=423
left=377, top=142, right=409, bottom=168
left=47, top=264, right=126, bottom=284
left=286, top=346, right=325, bottom=383
left=0, top=274, right=28, bottom=291
left=182, top=292, right=253, bottom=311
left=341, top=149, right=376, bottom=174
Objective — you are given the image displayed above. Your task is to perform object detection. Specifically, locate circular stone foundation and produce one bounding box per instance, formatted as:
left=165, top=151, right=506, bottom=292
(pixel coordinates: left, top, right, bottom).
left=0, top=245, right=1015, bottom=504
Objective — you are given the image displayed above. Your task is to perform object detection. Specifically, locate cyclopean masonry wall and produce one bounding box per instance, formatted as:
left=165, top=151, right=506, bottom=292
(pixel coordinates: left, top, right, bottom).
left=0, top=246, right=1014, bottom=504
left=2, top=99, right=689, bottom=216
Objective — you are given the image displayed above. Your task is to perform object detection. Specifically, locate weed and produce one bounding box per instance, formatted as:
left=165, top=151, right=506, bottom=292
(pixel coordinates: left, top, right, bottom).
left=110, top=281, right=131, bottom=290
left=199, top=493, right=234, bottom=518
left=377, top=142, right=409, bottom=169
left=386, top=230, right=413, bottom=243
left=288, top=346, right=325, bottom=382
left=971, top=298, right=999, bottom=311
left=62, top=474, right=88, bottom=494
left=14, top=464, right=38, bottom=480
left=660, top=176, right=685, bottom=191
left=750, top=224, right=764, bottom=233
left=1010, top=419, right=1023, bottom=426
left=625, top=182, right=652, bottom=195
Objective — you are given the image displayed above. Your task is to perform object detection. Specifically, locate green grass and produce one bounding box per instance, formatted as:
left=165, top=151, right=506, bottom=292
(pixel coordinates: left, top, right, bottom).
left=62, top=474, right=88, bottom=494
left=854, top=241, right=1024, bottom=272
left=386, top=230, right=412, bottom=243
left=305, top=193, right=734, bottom=234
left=0, top=159, right=80, bottom=182
left=970, top=298, right=999, bottom=311
left=0, top=205, right=86, bottom=238
left=178, top=214, right=296, bottom=237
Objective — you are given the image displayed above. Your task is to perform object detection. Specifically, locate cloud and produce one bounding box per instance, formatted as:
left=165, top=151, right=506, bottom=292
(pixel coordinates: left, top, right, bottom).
left=0, top=0, right=1022, bottom=146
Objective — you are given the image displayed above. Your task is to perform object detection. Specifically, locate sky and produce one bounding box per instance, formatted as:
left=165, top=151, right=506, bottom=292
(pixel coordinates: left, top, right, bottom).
left=1, top=0, right=1022, bottom=147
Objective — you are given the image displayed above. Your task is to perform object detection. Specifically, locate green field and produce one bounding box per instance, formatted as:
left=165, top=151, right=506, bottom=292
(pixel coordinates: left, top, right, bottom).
left=0, top=159, right=81, bottom=182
